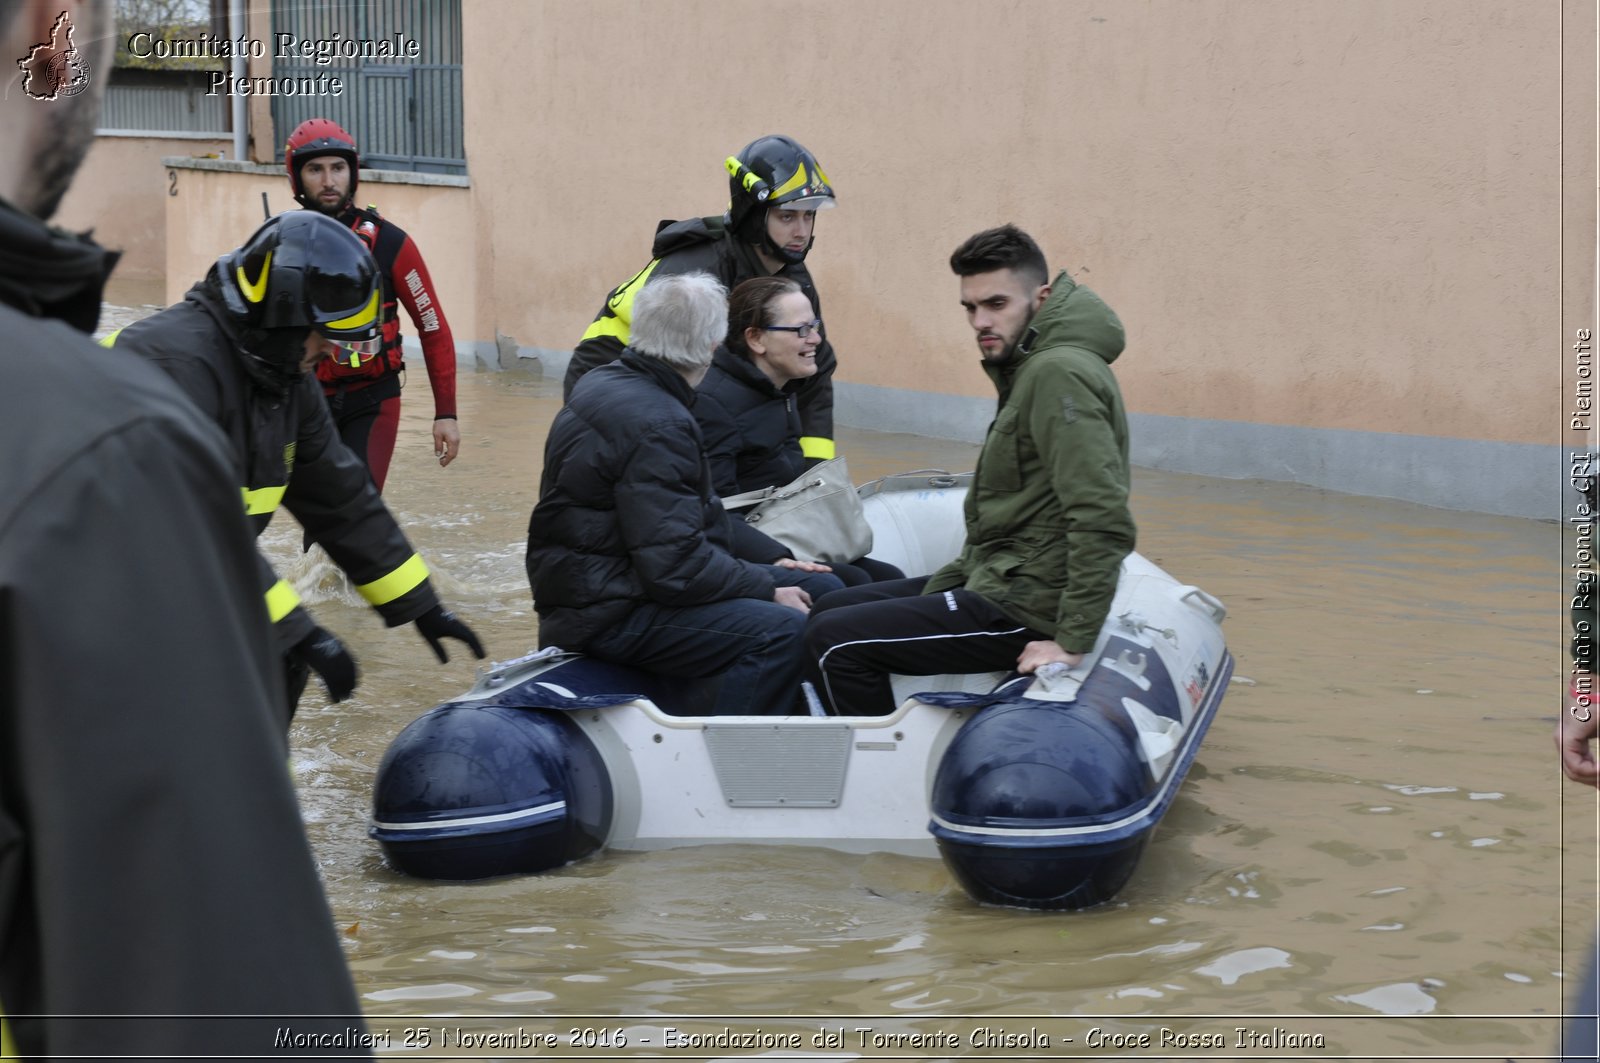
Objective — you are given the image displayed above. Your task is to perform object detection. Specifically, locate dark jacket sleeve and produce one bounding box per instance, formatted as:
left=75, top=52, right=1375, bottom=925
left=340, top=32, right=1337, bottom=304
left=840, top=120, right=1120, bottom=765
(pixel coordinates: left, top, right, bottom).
left=256, top=549, right=316, bottom=650
left=792, top=272, right=836, bottom=461
left=727, top=511, right=793, bottom=564
left=616, top=424, right=774, bottom=605
left=284, top=376, right=437, bottom=626
left=0, top=415, right=369, bottom=1055
left=105, top=319, right=321, bottom=653
left=793, top=335, right=836, bottom=460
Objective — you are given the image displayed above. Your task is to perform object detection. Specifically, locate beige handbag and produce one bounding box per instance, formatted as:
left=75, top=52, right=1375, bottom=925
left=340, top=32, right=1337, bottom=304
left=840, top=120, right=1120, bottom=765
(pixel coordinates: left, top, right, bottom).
left=721, top=456, right=874, bottom=564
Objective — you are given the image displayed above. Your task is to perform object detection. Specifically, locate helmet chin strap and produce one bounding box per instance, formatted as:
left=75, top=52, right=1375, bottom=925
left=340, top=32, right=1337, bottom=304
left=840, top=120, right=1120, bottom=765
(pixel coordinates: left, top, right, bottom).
left=762, top=232, right=814, bottom=267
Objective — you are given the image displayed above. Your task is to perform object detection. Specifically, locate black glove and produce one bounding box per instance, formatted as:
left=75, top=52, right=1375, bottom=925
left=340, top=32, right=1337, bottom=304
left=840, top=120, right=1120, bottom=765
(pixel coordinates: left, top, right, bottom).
left=288, top=625, right=358, bottom=702
left=414, top=605, right=486, bottom=664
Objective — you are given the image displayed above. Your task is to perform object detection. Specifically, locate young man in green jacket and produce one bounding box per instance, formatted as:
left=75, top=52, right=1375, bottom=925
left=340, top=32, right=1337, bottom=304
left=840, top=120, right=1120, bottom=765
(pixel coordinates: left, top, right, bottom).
left=802, top=224, right=1136, bottom=715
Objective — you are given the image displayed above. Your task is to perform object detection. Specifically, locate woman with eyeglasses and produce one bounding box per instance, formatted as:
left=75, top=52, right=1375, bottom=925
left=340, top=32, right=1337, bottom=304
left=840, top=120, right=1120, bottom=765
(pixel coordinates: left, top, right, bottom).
left=697, top=277, right=904, bottom=587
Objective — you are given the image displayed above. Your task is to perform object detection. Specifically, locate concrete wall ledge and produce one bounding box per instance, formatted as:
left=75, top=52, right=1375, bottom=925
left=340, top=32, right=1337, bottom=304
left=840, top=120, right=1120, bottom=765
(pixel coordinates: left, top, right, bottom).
left=163, top=156, right=470, bottom=189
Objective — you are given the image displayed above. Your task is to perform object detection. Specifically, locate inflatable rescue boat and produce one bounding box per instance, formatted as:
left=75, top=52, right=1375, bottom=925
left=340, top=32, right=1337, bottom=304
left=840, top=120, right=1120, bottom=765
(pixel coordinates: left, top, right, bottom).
left=370, top=472, right=1233, bottom=909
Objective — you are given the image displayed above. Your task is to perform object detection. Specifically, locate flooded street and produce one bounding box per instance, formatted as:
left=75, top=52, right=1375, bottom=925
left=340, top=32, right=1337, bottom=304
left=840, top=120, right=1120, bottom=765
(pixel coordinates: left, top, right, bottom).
left=129, top=315, right=1580, bottom=1058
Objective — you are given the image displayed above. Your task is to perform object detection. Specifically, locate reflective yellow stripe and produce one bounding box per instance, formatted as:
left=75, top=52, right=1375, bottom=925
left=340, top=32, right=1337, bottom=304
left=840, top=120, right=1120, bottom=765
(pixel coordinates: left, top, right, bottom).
left=771, top=162, right=809, bottom=199
left=265, top=578, right=300, bottom=623
left=236, top=251, right=272, bottom=303
left=579, top=313, right=632, bottom=344
left=242, top=484, right=287, bottom=516
left=799, top=436, right=836, bottom=461
left=325, top=288, right=379, bottom=332
left=99, top=328, right=122, bottom=348
left=356, top=553, right=429, bottom=606
left=579, top=258, right=664, bottom=345
left=1, top=1013, right=14, bottom=1060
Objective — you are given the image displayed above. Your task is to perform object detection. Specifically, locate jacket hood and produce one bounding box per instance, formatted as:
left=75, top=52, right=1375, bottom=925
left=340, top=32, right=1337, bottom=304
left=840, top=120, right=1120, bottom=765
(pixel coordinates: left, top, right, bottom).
left=1020, top=271, right=1125, bottom=367
left=0, top=197, right=119, bottom=333
left=650, top=216, right=726, bottom=258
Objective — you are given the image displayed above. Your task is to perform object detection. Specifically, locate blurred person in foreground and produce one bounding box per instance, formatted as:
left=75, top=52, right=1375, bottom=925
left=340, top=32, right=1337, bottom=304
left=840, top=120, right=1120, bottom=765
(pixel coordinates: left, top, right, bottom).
left=0, top=0, right=372, bottom=1055
left=527, top=272, right=842, bottom=716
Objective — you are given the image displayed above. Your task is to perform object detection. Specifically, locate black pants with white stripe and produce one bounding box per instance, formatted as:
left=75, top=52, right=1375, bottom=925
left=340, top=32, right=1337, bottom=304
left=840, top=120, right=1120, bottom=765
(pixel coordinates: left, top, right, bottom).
left=802, top=577, right=1046, bottom=716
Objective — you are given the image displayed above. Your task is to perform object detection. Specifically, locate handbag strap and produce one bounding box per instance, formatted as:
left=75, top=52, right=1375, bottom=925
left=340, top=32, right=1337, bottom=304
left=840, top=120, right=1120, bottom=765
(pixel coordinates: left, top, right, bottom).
left=722, top=476, right=826, bottom=510
left=721, top=485, right=773, bottom=510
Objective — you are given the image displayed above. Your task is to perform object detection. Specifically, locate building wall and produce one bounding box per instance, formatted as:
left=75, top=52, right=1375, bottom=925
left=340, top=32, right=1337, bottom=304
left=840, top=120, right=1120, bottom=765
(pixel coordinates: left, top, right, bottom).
left=83, top=0, right=1593, bottom=515
left=459, top=0, right=1592, bottom=516
left=55, top=133, right=232, bottom=304
left=159, top=160, right=477, bottom=347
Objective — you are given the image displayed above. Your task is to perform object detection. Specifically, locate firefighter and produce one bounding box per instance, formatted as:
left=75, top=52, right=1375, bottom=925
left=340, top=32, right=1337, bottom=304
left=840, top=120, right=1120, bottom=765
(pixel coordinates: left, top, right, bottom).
left=107, top=211, right=484, bottom=721
left=565, top=134, right=841, bottom=464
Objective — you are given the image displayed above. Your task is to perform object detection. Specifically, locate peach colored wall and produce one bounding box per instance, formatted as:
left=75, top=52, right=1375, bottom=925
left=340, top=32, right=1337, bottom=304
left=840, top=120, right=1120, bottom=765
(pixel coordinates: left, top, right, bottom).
left=161, top=162, right=476, bottom=344
left=464, top=0, right=1585, bottom=449
left=1564, top=0, right=1596, bottom=456
left=55, top=135, right=231, bottom=302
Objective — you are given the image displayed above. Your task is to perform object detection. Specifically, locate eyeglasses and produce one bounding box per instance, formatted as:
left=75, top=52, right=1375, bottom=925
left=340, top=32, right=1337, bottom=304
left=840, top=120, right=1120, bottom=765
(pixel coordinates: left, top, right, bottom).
left=763, top=318, right=822, bottom=340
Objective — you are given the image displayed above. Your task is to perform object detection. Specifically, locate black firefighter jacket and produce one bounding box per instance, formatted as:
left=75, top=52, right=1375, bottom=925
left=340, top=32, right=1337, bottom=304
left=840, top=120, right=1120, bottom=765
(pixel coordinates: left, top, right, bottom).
left=109, top=286, right=438, bottom=651
left=564, top=216, right=838, bottom=461
left=526, top=349, right=778, bottom=649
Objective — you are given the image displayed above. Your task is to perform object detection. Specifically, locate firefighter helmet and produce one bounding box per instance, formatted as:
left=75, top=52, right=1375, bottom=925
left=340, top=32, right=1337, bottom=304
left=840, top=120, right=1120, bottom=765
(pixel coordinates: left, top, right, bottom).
left=216, top=212, right=381, bottom=385
left=724, top=135, right=835, bottom=264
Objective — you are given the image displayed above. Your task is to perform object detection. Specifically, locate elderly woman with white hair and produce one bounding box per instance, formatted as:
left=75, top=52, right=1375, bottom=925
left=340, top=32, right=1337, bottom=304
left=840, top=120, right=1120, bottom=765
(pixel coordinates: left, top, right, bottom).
left=526, top=272, right=843, bottom=716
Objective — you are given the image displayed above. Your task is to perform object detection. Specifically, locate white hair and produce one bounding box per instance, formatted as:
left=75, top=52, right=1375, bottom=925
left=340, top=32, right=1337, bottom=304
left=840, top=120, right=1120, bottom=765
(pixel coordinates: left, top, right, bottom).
left=629, top=272, right=728, bottom=371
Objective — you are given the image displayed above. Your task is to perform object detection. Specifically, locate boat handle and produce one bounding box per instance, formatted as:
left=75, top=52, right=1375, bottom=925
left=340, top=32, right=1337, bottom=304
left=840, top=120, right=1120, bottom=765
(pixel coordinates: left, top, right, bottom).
left=1176, top=586, right=1228, bottom=623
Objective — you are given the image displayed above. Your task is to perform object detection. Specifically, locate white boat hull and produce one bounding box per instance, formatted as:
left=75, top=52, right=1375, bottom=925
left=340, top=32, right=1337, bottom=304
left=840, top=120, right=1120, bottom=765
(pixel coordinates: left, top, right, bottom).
left=371, top=472, right=1233, bottom=909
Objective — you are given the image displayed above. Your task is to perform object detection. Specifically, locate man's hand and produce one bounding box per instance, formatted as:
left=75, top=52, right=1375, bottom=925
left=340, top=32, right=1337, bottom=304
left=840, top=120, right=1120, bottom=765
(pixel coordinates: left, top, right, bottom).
left=1558, top=679, right=1600, bottom=788
left=413, top=604, right=486, bottom=664
left=433, top=417, right=461, bottom=468
left=774, top=585, right=812, bottom=614
left=774, top=557, right=833, bottom=573
left=289, top=625, right=358, bottom=702
left=1016, top=639, right=1082, bottom=675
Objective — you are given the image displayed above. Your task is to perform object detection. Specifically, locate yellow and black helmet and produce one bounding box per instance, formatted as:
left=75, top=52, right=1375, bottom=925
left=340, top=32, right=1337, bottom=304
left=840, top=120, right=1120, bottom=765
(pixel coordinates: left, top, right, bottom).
left=222, top=211, right=380, bottom=348
left=724, top=135, right=836, bottom=260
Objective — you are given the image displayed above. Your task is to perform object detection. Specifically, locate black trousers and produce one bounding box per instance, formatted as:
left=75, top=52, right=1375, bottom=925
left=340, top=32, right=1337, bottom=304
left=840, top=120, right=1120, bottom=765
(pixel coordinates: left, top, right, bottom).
left=801, top=577, right=1045, bottom=716
left=583, top=566, right=844, bottom=716
left=827, top=554, right=905, bottom=587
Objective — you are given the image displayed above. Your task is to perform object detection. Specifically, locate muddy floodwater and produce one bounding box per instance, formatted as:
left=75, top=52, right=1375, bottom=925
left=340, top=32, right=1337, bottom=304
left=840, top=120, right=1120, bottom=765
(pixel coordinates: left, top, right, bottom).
left=107, top=304, right=1583, bottom=1061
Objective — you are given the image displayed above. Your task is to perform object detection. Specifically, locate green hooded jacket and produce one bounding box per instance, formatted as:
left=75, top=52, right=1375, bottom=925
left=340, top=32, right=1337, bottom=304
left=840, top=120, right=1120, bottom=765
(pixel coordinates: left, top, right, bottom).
left=923, top=271, right=1136, bottom=651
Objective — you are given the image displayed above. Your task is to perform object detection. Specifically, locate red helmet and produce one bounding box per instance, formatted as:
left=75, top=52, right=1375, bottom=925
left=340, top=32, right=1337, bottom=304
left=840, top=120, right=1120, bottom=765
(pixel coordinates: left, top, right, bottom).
left=285, top=118, right=360, bottom=208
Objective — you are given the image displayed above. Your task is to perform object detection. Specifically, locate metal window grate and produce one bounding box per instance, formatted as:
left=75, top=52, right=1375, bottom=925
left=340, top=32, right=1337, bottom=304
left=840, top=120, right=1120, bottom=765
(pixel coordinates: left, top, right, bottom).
left=271, top=0, right=464, bottom=175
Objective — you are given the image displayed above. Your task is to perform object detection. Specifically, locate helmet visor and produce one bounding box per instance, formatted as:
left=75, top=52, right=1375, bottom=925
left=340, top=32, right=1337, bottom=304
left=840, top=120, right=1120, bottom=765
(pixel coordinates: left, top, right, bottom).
left=778, top=194, right=836, bottom=212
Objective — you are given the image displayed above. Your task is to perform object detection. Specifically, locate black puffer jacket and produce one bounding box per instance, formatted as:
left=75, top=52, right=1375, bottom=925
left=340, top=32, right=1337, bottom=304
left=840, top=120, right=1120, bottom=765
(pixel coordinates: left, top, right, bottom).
left=565, top=216, right=837, bottom=459
left=526, top=349, right=777, bottom=648
left=694, top=346, right=806, bottom=496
